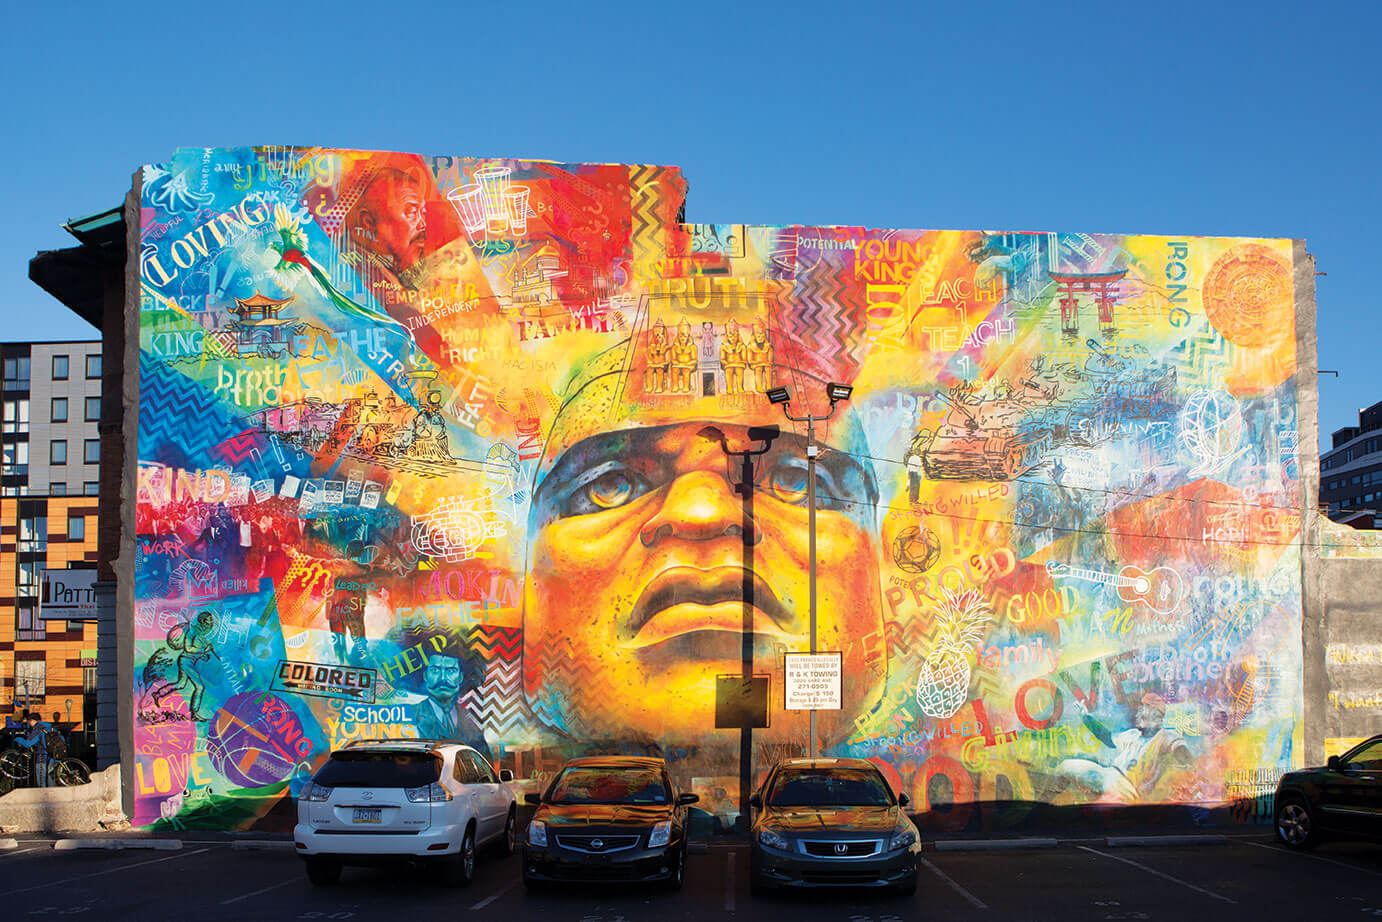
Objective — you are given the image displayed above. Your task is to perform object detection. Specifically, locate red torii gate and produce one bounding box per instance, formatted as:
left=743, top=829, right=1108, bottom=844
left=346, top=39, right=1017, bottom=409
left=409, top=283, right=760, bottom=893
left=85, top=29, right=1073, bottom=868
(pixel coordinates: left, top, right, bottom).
left=1049, top=270, right=1127, bottom=335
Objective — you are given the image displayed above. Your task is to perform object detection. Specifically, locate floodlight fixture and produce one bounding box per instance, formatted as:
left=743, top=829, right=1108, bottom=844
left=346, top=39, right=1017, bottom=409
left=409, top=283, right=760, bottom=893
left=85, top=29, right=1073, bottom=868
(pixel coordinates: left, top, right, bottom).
left=765, top=386, right=792, bottom=405
left=826, top=382, right=853, bottom=403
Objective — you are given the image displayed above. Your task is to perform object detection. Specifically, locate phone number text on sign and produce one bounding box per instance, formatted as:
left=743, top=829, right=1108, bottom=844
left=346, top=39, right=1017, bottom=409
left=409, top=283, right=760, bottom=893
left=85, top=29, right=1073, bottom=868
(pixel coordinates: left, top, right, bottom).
left=784, top=652, right=843, bottom=710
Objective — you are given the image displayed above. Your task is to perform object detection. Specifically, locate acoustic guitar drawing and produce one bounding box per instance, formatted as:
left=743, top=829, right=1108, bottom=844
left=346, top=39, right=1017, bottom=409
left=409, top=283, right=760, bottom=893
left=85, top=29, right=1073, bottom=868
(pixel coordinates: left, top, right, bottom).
left=1045, top=560, right=1186, bottom=616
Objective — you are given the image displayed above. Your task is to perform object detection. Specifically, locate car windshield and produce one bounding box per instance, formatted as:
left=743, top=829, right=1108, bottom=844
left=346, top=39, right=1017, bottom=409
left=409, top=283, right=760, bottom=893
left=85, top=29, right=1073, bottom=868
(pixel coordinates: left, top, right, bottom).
left=548, top=767, right=668, bottom=804
left=313, top=751, right=441, bottom=788
left=767, top=768, right=894, bottom=807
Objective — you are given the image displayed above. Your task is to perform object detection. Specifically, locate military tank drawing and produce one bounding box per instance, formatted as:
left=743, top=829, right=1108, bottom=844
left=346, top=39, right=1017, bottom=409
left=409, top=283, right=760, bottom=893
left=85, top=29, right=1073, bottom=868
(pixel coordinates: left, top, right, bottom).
left=1051, top=339, right=1177, bottom=445
left=920, top=391, right=1055, bottom=481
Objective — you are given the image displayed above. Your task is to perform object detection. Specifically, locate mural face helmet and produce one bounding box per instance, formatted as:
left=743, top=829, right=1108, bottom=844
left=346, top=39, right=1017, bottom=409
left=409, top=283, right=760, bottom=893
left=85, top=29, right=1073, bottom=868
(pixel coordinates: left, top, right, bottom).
left=675, top=318, right=693, bottom=345
left=751, top=318, right=767, bottom=344
left=724, top=319, right=741, bottom=344
left=650, top=321, right=667, bottom=346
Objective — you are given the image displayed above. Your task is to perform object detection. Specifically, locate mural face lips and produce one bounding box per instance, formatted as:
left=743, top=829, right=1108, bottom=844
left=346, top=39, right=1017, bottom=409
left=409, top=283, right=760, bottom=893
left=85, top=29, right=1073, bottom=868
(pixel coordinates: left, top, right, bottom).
left=621, top=565, right=799, bottom=649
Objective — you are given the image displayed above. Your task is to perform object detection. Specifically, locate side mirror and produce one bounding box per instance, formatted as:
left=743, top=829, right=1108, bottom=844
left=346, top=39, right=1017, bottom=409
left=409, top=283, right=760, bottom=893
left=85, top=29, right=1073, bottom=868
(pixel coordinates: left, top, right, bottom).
left=525, top=793, right=542, bottom=806
left=499, top=769, right=514, bottom=783
left=897, top=793, right=910, bottom=808
left=748, top=793, right=763, bottom=809
left=1327, top=755, right=1342, bottom=771
left=678, top=793, right=700, bottom=805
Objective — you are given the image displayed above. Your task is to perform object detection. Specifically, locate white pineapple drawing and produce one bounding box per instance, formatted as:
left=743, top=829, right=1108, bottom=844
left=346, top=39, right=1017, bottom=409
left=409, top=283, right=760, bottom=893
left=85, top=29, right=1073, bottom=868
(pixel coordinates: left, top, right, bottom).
left=915, top=587, right=992, bottom=719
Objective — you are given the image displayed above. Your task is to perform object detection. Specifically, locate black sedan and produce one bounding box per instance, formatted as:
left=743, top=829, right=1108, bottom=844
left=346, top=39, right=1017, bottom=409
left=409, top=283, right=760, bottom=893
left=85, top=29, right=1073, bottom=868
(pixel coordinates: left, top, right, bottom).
left=1274, top=734, right=1382, bottom=849
left=522, top=756, right=698, bottom=889
left=749, top=757, right=920, bottom=895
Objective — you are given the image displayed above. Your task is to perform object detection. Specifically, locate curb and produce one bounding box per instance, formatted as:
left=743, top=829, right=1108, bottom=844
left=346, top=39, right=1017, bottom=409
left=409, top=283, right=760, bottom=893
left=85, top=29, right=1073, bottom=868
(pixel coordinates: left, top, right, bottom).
left=53, top=838, right=183, bottom=851
left=0, top=838, right=17, bottom=850
left=231, top=840, right=297, bottom=851
left=933, top=838, right=1059, bottom=851
left=1105, top=835, right=1229, bottom=847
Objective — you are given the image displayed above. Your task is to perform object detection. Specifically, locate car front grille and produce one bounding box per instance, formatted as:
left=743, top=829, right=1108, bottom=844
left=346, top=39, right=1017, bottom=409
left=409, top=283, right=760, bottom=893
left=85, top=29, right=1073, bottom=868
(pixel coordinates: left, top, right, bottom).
left=802, top=871, right=885, bottom=885
left=554, top=834, right=641, bottom=853
left=801, top=839, right=880, bottom=858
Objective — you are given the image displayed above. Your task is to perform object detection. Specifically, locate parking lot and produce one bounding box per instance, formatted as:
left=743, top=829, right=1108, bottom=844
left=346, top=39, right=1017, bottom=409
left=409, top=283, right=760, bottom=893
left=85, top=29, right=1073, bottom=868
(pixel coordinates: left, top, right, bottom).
left=3, top=833, right=1382, bottom=921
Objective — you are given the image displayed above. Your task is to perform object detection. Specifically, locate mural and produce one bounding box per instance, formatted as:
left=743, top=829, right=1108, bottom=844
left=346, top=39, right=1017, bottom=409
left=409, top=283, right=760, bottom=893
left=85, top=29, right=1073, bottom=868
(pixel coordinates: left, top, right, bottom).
left=134, top=146, right=1305, bottom=829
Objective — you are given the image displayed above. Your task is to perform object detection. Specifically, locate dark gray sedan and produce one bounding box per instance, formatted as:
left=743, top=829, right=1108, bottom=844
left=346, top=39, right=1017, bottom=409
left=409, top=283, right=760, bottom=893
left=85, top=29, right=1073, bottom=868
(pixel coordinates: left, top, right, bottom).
left=748, top=757, right=920, bottom=895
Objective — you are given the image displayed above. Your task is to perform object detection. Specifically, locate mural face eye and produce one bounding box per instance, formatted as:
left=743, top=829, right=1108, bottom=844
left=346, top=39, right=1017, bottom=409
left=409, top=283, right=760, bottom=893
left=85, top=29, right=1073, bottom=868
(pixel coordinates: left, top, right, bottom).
left=562, top=463, right=653, bottom=517
left=765, top=458, right=845, bottom=510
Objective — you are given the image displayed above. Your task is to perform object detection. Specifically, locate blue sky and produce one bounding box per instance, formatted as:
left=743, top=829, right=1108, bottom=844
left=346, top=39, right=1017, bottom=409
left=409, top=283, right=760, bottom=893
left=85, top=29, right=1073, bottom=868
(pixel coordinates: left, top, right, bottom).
left=1, top=1, right=1375, bottom=443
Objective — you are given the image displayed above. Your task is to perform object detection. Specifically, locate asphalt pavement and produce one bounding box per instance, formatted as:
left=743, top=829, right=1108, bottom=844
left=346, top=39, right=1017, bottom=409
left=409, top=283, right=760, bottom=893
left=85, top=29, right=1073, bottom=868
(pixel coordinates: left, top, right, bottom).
left=2, top=832, right=1381, bottom=921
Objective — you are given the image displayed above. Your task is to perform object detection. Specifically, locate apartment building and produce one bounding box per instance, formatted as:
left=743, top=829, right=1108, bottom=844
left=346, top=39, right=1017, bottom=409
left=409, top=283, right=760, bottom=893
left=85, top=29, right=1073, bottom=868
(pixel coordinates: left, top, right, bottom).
left=0, top=340, right=101, bottom=759
left=1321, top=399, right=1382, bottom=528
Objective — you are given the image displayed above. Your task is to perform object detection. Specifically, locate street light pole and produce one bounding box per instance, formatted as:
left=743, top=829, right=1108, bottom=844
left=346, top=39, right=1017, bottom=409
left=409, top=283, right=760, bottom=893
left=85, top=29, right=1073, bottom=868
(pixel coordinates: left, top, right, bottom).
left=766, top=383, right=851, bottom=759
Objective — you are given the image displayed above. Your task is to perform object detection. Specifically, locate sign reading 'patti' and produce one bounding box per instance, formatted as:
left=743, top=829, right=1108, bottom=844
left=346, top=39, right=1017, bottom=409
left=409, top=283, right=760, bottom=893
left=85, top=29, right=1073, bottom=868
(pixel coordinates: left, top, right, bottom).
left=784, top=652, right=843, bottom=711
left=40, top=568, right=100, bottom=621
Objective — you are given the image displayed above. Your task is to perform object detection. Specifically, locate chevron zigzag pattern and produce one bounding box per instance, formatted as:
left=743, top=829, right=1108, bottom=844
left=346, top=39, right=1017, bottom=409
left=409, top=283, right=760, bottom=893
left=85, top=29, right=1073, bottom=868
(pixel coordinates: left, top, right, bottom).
left=139, top=355, right=244, bottom=468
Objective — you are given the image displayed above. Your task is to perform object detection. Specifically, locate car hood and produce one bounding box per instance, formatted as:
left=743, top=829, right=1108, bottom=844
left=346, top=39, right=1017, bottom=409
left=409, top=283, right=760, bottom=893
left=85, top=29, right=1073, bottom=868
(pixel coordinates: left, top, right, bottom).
left=762, top=805, right=902, bottom=834
left=537, top=803, right=673, bottom=829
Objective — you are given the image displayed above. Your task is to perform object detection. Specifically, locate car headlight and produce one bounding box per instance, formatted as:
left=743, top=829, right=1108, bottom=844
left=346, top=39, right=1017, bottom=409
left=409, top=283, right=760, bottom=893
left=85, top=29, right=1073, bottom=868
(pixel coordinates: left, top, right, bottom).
left=528, top=820, right=548, bottom=847
left=887, top=828, right=916, bottom=851
left=299, top=782, right=331, bottom=802
left=648, top=821, right=672, bottom=848
left=758, top=827, right=790, bottom=850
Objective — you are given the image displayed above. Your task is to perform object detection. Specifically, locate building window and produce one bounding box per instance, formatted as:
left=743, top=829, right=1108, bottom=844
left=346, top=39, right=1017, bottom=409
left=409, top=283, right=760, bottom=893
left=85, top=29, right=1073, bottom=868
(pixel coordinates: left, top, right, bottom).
left=51, top=439, right=67, bottom=464
left=52, top=355, right=68, bottom=380
left=18, top=519, right=47, bottom=554
left=51, top=397, right=68, bottom=422
left=84, top=439, right=100, bottom=464
left=17, top=607, right=44, bottom=642
left=85, top=355, right=101, bottom=379
left=14, top=657, right=46, bottom=697
left=4, top=398, right=30, bottom=433
left=4, top=356, right=30, bottom=389
left=50, top=482, right=66, bottom=496
left=18, top=558, right=42, bottom=592
left=84, top=481, right=99, bottom=496
left=68, top=514, right=85, bottom=541
left=84, top=396, right=100, bottom=422
left=2, top=440, right=28, bottom=477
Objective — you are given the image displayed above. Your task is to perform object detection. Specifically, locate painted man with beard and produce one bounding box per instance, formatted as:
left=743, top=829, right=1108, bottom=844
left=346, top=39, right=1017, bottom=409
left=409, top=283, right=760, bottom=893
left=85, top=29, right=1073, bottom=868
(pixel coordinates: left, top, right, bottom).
left=349, top=166, right=430, bottom=291
left=413, top=640, right=491, bottom=760
left=521, top=329, right=888, bottom=784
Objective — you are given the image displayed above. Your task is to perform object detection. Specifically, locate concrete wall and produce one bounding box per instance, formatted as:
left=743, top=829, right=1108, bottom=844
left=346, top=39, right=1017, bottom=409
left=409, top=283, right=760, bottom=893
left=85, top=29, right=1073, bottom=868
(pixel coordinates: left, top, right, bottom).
left=124, top=146, right=1313, bottom=830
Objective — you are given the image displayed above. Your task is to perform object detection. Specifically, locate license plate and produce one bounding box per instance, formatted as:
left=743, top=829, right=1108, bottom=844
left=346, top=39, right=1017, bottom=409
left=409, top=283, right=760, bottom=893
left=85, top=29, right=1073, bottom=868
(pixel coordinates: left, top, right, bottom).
left=352, top=808, right=382, bottom=824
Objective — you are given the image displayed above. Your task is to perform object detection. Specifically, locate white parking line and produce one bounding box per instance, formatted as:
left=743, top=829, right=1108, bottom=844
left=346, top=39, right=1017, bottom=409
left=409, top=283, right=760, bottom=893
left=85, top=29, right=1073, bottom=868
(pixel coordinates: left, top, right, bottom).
left=470, top=881, right=515, bottom=909
left=220, top=877, right=298, bottom=905
left=1241, top=840, right=1382, bottom=879
left=917, top=855, right=988, bottom=910
left=725, top=850, right=736, bottom=912
left=1077, top=845, right=1236, bottom=904
left=11, top=846, right=211, bottom=894
left=3, top=846, right=49, bottom=857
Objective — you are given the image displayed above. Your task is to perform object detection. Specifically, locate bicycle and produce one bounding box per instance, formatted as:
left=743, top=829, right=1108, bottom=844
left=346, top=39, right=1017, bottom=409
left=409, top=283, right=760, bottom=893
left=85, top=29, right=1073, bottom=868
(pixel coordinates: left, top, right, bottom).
left=0, top=746, right=91, bottom=786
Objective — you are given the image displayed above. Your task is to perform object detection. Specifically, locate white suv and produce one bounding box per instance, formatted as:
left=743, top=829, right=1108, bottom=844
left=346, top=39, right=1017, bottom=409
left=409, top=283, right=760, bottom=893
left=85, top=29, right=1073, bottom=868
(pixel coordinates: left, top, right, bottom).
left=294, top=739, right=518, bottom=886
